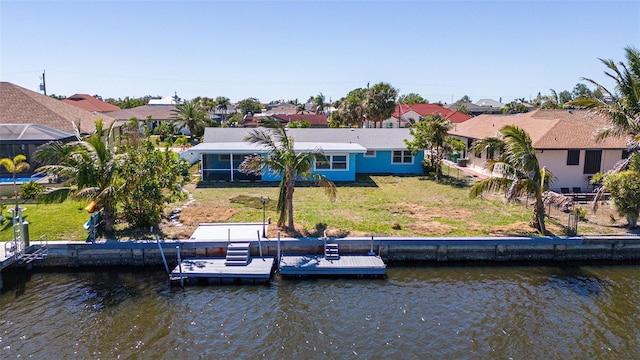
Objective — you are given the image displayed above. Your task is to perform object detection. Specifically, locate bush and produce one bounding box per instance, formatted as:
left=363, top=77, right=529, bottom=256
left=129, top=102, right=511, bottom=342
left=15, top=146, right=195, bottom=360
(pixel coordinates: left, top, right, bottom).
left=573, top=207, right=588, bottom=222
left=20, top=180, right=44, bottom=199
left=174, top=135, right=189, bottom=146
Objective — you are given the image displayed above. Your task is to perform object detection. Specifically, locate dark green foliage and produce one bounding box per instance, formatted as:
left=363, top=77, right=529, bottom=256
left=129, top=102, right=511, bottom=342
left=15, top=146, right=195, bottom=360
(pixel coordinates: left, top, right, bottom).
left=20, top=181, right=43, bottom=199
left=118, top=140, right=189, bottom=229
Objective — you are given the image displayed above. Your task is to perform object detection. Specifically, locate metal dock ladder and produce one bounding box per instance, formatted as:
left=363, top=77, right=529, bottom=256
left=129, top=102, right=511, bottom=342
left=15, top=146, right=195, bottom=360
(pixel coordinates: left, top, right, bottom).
left=325, top=243, right=340, bottom=260
left=225, top=242, right=250, bottom=266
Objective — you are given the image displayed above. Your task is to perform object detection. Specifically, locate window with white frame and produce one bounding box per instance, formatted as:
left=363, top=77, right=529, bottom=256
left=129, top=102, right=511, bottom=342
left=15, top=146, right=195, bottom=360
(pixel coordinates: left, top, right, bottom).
left=315, top=155, right=348, bottom=170
left=392, top=150, right=413, bottom=164
left=364, top=150, right=376, bottom=157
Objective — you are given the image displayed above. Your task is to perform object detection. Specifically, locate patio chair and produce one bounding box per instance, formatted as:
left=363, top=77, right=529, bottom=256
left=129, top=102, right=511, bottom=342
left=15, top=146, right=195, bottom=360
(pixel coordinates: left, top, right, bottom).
left=560, top=188, right=571, bottom=194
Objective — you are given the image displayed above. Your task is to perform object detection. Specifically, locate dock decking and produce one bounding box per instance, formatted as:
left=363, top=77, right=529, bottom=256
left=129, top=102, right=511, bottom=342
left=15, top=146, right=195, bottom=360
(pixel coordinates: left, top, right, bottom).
left=279, top=255, right=386, bottom=276
left=170, top=257, right=275, bottom=285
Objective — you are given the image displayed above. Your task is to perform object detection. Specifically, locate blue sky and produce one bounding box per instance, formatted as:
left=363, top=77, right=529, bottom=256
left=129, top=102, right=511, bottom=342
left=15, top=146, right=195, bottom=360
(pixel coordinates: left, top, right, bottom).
left=1, top=1, right=639, bottom=104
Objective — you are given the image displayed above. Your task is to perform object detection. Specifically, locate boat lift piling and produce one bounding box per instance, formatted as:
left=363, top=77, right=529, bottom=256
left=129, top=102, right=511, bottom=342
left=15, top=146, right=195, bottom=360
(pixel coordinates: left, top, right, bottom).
left=156, top=235, right=170, bottom=276
left=176, top=245, right=184, bottom=288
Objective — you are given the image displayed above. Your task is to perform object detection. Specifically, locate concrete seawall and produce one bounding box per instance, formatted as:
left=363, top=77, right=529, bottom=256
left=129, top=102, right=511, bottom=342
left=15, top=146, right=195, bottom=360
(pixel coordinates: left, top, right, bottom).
left=3, top=236, right=640, bottom=289
left=14, top=235, right=640, bottom=268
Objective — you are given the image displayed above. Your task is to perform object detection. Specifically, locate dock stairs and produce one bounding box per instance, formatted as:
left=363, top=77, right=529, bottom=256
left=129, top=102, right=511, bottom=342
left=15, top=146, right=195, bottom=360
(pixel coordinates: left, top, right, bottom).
left=225, top=242, right=250, bottom=266
left=325, top=242, right=340, bottom=260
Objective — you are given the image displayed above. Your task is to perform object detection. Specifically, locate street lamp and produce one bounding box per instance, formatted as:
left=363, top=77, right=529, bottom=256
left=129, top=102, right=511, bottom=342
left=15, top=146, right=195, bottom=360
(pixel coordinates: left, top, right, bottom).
left=260, top=196, right=268, bottom=238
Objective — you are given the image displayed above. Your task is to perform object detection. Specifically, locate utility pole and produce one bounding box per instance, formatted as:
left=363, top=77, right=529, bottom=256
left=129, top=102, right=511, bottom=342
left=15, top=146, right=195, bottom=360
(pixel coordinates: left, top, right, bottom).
left=39, top=70, right=47, bottom=96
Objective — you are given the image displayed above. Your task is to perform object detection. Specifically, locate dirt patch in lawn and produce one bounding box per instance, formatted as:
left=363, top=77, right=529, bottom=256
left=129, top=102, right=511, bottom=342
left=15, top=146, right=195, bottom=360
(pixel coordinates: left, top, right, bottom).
left=389, top=202, right=472, bottom=221
left=178, top=206, right=239, bottom=226
left=405, top=221, right=454, bottom=235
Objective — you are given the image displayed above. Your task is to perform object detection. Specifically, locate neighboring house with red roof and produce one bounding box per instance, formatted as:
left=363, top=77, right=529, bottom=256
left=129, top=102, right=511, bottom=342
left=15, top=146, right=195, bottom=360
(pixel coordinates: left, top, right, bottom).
left=62, top=94, right=121, bottom=113
left=381, top=103, right=472, bottom=128
left=242, top=114, right=329, bottom=128
left=448, top=109, right=628, bottom=191
left=0, top=82, right=118, bottom=174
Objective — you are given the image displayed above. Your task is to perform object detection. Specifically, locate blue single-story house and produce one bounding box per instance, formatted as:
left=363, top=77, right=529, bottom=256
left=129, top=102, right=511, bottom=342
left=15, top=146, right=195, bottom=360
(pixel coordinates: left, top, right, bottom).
left=182, top=128, right=424, bottom=182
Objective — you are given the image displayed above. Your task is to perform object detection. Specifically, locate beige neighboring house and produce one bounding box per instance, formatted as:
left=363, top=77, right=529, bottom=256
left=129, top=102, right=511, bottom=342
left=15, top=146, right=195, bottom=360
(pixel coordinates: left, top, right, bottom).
left=448, top=109, right=628, bottom=191
left=106, top=105, right=178, bottom=133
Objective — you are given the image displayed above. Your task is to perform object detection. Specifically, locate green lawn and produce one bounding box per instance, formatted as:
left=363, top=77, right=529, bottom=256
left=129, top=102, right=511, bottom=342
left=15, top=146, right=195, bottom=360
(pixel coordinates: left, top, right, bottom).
left=0, top=174, right=540, bottom=241
left=0, top=200, right=89, bottom=242
left=188, top=174, right=534, bottom=238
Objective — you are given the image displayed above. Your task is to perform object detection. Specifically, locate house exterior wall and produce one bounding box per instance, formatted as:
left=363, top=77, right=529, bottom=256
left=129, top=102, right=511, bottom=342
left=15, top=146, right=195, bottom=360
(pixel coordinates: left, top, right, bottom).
left=458, top=136, right=626, bottom=191
left=356, top=150, right=424, bottom=174
left=261, top=153, right=358, bottom=182
left=539, top=149, right=624, bottom=191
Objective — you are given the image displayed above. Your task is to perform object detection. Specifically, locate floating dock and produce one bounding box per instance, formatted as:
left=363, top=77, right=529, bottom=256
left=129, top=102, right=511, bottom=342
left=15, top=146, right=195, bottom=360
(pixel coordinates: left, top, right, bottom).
left=170, top=257, right=275, bottom=285
left=278, top=255, right=386, bottom=277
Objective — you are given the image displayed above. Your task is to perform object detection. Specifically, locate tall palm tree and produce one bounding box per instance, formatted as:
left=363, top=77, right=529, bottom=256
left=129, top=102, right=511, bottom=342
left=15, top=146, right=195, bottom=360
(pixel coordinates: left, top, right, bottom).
left=171, top=101, right=207, bottom=140
left=239, top=120, right=337, bottom=231
left=35, top=119, right=122, bottom=234
left=0, top=154, right=30, bottom=205
left=469, top=125, right=554, bottom=235
left=215, top=96, right=231, bottom=124
left=569, top=46, right=640, bottom=156
left=569, top=47, right=640, bottom=217
left=363, top=82, right=398, bottom=128
left=313, top=92, right=326, bottom=114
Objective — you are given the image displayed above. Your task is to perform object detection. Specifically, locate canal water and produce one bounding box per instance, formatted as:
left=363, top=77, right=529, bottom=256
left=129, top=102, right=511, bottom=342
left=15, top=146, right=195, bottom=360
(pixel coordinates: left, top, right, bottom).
left=1, top=265, right=639, bottom=359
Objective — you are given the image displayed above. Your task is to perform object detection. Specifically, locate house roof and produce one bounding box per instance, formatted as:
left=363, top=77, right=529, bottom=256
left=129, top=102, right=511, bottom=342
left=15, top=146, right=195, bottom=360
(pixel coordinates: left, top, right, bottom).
left=474, top=98, right=505, bottom=108
left=0, top=123, right=75, bottom=142
left=148, top=96, right=177, bottom=105
left=0, top=82, right=117, bottom=134
left=444, top=101, right=502, bottom=114
left=242, top=114, right=329, bottom=127
left=106, top=105, right=176, bottom=121
left=392, top=103, right=472, bottom=123
left=448, top=109, right=628, bottom=149
left=203, top=127, right=413, bottom=150
left=62, top=94, right=121, bottom=112
left=189, top=141, right=366, bottom=154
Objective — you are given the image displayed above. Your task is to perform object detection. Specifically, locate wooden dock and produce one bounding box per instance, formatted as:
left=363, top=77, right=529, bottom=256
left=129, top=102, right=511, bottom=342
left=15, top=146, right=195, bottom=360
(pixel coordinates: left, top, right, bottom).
left=170, top=257, right=275, bottom=285
left=278, top=255, right=386, bottom=277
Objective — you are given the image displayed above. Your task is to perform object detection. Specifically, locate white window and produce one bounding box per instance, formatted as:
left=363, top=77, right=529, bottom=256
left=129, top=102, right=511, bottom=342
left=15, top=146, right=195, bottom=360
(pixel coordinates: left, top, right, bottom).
left=364, top=150, right=376, bottom=157
left=316, top=155, right=348, bottom=170
left=392, top=150, right=413, bottom=164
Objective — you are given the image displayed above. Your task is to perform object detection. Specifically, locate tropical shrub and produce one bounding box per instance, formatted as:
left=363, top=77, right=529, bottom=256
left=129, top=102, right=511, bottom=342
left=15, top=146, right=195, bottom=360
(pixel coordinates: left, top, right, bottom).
left=20, top=180, right=44, bottom=199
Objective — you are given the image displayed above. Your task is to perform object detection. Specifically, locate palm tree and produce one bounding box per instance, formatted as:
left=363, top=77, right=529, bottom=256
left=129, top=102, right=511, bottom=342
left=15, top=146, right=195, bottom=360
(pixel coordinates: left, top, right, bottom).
left=313, top=93, right=326, bottom=114
left=239, top=120, right=337, bottom=231
left=405, top=114, right=455, bottom=181
left=569, top=46, right=640, bottom=155
left=171, top=101, right=207, bottom=140
left=363, top=82, right=398, bottom=128
left=469, top=125, right=554, bottom=235
left=35, top=119, right=122, bottom=234
left=569, top=47, right=640, bottom=219
left=296, top=102, right=309, bottom=114
left=0, top=154, right=30, bottom=205
left=215, top=96, right=231, bottom=124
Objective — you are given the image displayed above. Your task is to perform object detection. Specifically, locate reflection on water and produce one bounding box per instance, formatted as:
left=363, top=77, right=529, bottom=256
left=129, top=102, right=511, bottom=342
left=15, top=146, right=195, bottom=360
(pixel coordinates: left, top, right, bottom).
left=1, top=265, right=639, bottom=359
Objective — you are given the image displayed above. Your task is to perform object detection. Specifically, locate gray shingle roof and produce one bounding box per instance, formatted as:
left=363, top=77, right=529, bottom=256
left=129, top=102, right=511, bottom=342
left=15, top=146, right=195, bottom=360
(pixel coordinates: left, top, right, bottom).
left=203, top=128, right=412, bottom=150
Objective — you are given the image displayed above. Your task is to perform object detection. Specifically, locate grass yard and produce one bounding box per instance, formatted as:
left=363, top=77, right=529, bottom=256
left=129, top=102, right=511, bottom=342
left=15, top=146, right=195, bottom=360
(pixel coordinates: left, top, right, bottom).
left=0, top=200, right=89, bottom=242
left=172, top=174, right=537, bottom=239
left=1, top=173, right=633, bottom=242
